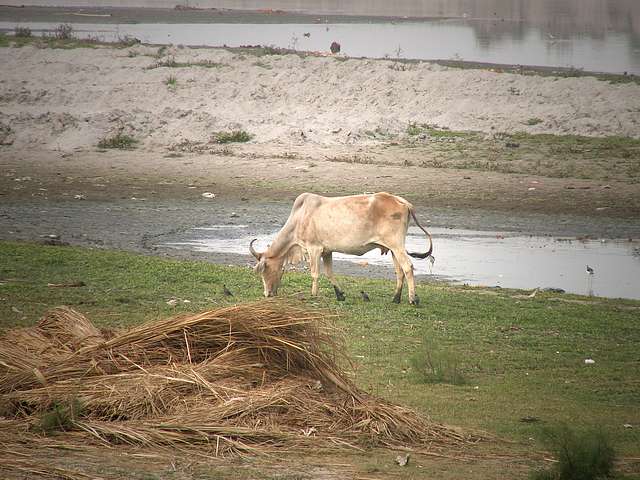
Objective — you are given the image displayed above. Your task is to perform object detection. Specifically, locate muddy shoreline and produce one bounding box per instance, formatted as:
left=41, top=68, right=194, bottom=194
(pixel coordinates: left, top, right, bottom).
left=2, top=194, right=639, bottom=283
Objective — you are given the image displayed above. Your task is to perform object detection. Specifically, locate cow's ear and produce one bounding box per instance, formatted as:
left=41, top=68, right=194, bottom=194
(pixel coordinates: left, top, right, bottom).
left=254, top=259, right=266, bottom=273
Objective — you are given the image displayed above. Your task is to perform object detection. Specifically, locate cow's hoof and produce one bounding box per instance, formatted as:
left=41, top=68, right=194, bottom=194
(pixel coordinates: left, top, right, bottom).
left=409, top=296, right=420, bottom=306
left=334, top=286, right=346, bottom=301
left=392, top=294, right=401, bottom=304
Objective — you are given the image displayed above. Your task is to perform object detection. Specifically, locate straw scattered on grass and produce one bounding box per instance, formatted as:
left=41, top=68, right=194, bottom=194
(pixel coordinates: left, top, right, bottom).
left=0, top=301, right=478, bottom=477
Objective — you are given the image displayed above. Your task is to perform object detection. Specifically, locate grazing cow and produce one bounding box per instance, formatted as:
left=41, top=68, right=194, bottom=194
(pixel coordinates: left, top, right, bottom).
left=249, top=192, right=433, bottom=305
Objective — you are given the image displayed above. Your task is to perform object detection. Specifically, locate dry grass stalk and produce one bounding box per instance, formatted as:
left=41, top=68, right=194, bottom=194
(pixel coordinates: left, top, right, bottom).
left=0, top=307, right=106, bottom=392
left=2, top=303, right=349, bottom=395
left=0, top=327, right=63, bottom=374
left=0, top=301, right=478, bottom=467
left=37, top=306, right=104, bottom=349
left=72, top=419, right=289, bottom=456
left=5, top=355, right=264, bottom=420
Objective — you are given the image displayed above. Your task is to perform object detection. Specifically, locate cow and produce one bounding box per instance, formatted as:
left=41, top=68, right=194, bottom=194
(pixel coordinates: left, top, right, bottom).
left=248, top=192, right=433, bottom=305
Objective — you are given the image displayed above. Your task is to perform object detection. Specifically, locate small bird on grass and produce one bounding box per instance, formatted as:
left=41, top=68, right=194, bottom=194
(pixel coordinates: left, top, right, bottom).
left=586, top=265, right=594, bottom=275
left=223, top=284, right=233, bottom=297
left=360, top=291, right=370, bottom=302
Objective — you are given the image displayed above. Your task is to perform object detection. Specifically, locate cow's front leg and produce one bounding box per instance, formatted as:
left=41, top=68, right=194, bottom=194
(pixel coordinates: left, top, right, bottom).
left=309, top=249, right=322, bottom=296
left=322, top=253, right=345, bottom=301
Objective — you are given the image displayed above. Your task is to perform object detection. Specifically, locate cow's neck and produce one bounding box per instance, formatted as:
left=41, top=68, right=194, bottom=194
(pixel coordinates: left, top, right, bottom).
left=265, top=225, right=295, bottom=259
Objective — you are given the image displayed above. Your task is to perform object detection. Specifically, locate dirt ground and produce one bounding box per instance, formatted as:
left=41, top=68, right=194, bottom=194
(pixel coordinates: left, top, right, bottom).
left=0, top=44, right=640, bottom=212
left=1, top=146, right=640, bottom=258
left=1, top=442, right=544, bottom=480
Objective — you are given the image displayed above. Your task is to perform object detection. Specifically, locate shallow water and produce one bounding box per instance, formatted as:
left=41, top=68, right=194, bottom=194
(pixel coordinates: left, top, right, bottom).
left=2, top=19, right=638, bottom=74
left=163, top=225, right=640, bottom=300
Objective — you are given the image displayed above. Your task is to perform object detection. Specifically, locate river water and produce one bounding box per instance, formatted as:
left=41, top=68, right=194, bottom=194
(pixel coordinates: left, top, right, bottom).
left=163, top=226, right=640, bottom=300
left=1, top=0, right=640, bottom=74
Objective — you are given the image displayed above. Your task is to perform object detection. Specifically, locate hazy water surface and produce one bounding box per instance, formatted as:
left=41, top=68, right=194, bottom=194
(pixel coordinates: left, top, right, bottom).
left=2, top=0, right=640, bottom=73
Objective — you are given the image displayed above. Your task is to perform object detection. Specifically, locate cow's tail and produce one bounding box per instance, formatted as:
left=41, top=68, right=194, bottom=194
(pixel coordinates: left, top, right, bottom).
left=407, top=207, right=433, bottom=260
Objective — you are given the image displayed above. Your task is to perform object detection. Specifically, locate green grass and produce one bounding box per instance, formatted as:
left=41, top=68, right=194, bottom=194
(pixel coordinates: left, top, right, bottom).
left=407, top=123, right=474, bottom=138
left=432, top=59, right=640, bottom=86
left=165, top=74, right=177, bottom=88
left=1, top=241, right=639, bottom=459
left=148, top=57, right=226, bottom=69
left=398, top=127, right=640, bottom=183
left=212, top=130, right=253, bottom=144
left=37, top=398, right=84, bottom=434
left=531, top=425, right=617, bottom=480
left=409, top=338, right=466, bottom=385
left=97, top=133, right=138, bottom=150
left=229, top=45, right=293, bottom=57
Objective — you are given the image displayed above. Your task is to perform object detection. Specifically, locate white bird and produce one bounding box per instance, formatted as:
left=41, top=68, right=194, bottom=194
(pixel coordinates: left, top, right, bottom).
left=586, top=265, right=594, bottom=275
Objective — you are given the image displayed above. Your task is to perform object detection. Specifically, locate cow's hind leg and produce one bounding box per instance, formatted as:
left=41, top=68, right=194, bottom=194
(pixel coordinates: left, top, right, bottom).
left=309, top=249, right=322, bottom=296
left=391, top=252, right=404, bottom=304
left=393, top=250, right=419, bottom=305
left=322, top=253, right=345, bottom=301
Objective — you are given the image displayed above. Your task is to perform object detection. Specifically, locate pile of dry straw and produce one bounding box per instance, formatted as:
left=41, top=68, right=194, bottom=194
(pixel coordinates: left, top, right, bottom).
left=0, top=302, right=473, bottom=463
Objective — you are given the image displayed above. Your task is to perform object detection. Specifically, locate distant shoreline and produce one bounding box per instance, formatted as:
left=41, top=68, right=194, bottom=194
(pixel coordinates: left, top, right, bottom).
left=0, top=4, right=453, bottom=25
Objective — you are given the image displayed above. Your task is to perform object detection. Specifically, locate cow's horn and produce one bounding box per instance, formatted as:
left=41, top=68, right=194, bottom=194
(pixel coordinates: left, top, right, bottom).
left=249, top=238, right=262, bottom=259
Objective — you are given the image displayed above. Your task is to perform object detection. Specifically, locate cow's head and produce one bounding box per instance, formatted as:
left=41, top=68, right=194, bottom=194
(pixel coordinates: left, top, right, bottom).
left=249, top=239, right=284, bottom=297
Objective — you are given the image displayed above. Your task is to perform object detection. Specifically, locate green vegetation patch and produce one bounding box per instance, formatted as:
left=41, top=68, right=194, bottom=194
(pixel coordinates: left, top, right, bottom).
left=407, top=123, right=476, bottom=139
left=432, top=59, right=640, bottom=86
left=400, top=126, right=640, bottom=183
left=212, top=130, right=253, bottom=144
left=410, top=338, right=466, bottom=385
left=531, top=425, right=616, bottom=480
left=229, top=45, right=293, bottom=57
left=148, top=56, right=226, bottom=69
left=37, top=398, right=84, bottom=434
left=165, top=74, right=177, bottom=89
left=97, top=133, right=138, bottom=150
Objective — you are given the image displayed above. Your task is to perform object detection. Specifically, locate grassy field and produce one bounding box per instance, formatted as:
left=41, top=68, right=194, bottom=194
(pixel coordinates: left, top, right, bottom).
left=1, top=241, right=639, bottom=477
left=353, top=127, right=640, bottom=184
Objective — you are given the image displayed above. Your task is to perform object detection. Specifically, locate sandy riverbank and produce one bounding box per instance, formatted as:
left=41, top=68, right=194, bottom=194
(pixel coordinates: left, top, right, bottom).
left=1, top=43, right=639, bottom=153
